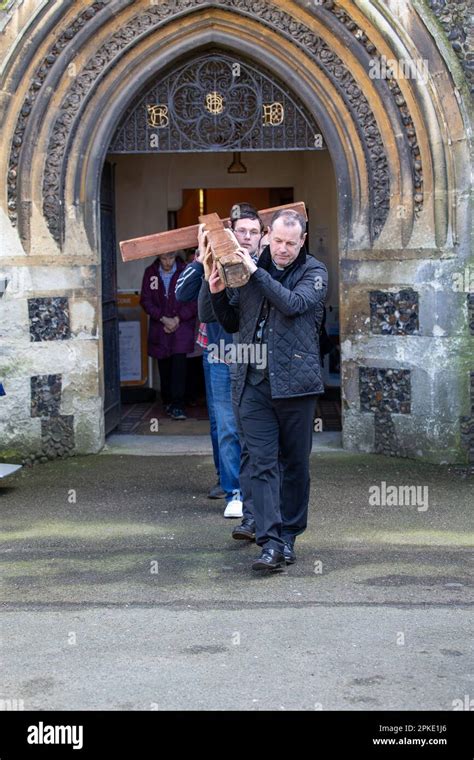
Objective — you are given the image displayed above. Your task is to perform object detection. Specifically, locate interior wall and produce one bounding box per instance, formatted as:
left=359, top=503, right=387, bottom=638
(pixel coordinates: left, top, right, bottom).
left=109, top=150, right=339, bottom=306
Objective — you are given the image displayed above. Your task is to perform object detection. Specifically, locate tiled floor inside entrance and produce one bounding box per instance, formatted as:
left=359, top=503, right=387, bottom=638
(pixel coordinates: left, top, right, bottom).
left=117, top=388, right=342, bottom=436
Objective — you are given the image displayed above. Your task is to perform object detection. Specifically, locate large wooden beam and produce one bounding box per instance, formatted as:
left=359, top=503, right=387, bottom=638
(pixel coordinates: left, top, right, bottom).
left=198, top=212, right=251, bottom=288
left=119, top=201, right=307, bottom=262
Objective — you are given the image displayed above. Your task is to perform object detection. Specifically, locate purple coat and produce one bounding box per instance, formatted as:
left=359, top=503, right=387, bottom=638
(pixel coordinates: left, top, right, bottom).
left=140, top=259, right=197, bottom=359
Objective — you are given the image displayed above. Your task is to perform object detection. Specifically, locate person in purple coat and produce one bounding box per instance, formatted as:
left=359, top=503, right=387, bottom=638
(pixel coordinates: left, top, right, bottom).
left=140, top=252, right=197, bottom=420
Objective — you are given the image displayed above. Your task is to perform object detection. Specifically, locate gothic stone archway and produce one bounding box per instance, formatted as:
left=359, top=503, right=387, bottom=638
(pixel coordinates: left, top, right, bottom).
left=0, top=0, right=472, bottom=465
left=105, top=47, right=329, bottom=434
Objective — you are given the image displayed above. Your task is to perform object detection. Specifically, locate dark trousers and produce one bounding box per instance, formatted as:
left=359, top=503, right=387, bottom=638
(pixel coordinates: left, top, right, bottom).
left=157, top=354, right=187, bottom=407
left=238, top=377, right=317, bottom=552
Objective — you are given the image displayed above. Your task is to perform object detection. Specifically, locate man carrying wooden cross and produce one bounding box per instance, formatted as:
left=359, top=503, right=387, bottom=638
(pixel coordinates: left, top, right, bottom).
left=120, top=201, right=324, bottom=560
left=208, top=208, right=328, bottom=572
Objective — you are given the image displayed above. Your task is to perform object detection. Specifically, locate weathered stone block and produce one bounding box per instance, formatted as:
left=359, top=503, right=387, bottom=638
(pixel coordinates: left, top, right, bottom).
left=389, top=414, right=464, bottom=464
left=342, top=410, right=375, bottom=453
left=0, top=299, right=29, bottom=341
left=61, top=374, right=101, bottom=414
left=74, top=397, right=104, bottom=454
left=419, top=286, right=471, bottom=337
left=69, top=298, right=98, bottom=339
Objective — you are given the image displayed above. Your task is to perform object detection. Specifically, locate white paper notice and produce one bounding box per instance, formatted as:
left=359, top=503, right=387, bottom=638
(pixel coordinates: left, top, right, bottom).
left=119, top=321, right=142, bottom=382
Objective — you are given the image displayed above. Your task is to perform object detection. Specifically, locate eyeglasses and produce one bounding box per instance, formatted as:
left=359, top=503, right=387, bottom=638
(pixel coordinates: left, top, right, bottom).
left=234, top=229, right=261, bottom=237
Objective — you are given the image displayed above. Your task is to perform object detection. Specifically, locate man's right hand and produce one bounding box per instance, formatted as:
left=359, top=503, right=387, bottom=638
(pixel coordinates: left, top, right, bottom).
left=209, top=262, right=226, bottom=294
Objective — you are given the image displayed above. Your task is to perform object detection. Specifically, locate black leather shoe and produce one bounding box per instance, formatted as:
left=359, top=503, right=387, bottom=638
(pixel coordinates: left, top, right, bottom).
left=232, top=519, right=256, bottom=541
left=252, top=548, right=285, bottom=571
left=208, top=481, right=226, bottom=499
left=283, top=540, right=296, bottom=564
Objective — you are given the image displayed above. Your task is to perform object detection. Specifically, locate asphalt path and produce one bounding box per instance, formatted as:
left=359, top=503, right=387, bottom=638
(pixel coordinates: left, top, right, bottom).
left=1, top=452, right=472, bottom=710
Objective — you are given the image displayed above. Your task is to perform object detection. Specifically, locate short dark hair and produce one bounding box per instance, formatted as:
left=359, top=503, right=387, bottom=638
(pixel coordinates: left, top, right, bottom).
left=270, top=209, right=306, bottom=237
left=229, top=202, right=264, bottom=231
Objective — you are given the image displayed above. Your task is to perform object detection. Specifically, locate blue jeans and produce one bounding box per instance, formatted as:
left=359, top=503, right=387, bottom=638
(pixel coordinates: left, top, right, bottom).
left=208, top=358, right=241, bottom=502
left=202, top=353, right=219, bottom=478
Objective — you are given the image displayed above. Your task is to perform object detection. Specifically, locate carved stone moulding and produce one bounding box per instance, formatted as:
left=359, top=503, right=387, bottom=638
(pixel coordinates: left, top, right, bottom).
left=324, top=0, right=424, bottom=217
left=7, top=1, right=110, bottom=228
left=8, top=0, right=393, bottom=246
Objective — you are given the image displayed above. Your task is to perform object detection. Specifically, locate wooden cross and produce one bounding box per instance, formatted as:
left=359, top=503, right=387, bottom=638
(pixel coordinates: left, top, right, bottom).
left=119, top=201, right=307, bottom=263
left=197, top=212, right=249, bottom=288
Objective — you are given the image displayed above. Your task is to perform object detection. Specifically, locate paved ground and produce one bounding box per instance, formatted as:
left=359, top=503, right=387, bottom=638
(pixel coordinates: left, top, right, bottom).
left=1, top=450, right=472, bottom=711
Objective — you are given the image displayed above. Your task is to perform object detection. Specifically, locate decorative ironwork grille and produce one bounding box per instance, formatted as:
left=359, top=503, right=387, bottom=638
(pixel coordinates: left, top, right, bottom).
left=109, top=52, right=325, bottom=152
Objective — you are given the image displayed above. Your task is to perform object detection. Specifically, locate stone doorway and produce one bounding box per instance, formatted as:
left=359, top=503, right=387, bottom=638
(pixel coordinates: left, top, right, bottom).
left=104, top=157, right=342, bottom=436
left=1, top=1, right=471, bottom=465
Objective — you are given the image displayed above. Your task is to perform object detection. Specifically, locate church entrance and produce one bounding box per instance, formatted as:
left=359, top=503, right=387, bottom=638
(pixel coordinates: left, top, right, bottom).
left=3, top=0, right=471, bottom=464
left=103, top=154, right=341, bottom=436
left=101, top=50, right=341, bottom=438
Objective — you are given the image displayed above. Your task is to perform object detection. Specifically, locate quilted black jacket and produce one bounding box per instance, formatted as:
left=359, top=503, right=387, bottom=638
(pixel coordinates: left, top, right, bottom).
left=210, top=246, right=328, bottom=403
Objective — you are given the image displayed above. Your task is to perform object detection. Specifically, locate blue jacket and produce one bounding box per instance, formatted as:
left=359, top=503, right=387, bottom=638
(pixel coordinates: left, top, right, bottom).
left=175, top=260, right=234, bottom=347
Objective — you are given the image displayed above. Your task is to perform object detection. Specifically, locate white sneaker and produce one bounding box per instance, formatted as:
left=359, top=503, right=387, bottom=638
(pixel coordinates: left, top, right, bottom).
left=223, top=496, right=243, bottom=518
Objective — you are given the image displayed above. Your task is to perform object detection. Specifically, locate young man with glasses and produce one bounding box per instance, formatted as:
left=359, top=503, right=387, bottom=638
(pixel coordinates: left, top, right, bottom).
left=176, top=203, right=264, bottom=521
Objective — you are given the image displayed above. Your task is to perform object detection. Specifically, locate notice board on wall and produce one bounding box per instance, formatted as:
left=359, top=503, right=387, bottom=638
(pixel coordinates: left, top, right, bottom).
left=117, top=292, right=148, bottom=386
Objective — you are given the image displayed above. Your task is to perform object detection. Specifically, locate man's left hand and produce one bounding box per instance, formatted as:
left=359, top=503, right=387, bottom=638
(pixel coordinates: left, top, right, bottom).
left=235, top=247, right=257, bottom=275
